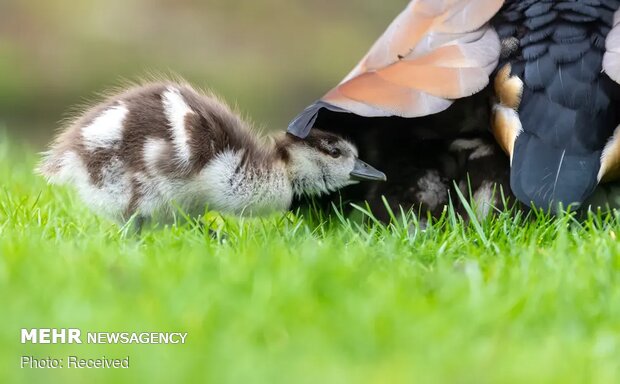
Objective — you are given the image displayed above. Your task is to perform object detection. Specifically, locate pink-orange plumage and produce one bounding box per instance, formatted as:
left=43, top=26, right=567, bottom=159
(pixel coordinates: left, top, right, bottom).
left=322, top=0, right=504, bottom=119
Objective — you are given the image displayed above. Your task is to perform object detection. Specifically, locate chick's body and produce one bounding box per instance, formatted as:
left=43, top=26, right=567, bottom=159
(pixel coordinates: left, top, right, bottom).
left=40, top=82, right=294, bottom=222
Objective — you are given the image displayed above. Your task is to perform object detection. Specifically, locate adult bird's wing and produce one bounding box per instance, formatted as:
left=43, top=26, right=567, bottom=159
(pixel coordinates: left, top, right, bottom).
left=288, top=0, right=505, bottom=138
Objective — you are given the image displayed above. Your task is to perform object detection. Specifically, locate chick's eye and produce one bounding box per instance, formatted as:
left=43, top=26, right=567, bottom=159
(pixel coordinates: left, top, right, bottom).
left=329, top=148, right=342, bottom=158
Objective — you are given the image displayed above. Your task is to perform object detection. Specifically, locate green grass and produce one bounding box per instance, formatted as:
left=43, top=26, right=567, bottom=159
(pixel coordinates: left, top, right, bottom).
left=2, top=136, right=620, bottom=384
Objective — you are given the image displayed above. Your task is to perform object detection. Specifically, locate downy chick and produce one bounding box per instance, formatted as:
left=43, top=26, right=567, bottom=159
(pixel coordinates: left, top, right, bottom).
left=38, top=82, right=386, bottom=225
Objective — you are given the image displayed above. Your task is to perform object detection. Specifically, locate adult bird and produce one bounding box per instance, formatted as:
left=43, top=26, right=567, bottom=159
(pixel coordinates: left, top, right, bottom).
left=288, top=0, right=620, bottom=215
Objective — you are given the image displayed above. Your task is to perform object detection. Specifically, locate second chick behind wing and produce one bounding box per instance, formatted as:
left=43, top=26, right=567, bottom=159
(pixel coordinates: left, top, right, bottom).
left=38, top=81, right=385, bottom=225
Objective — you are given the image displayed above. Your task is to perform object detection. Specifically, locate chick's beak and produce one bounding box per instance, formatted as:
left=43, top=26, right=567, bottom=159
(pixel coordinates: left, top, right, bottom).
left=350, top=158, right=387, bottom=182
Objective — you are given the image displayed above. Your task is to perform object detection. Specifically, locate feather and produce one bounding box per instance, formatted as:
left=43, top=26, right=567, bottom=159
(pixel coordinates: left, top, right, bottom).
left=599, top=124, right=620, bottom=181
left=522, top=25, right=555, bottom=45
left=524, top=53, right=556, bottom=90
left=288, top=0, right=504, bottom=137
left=563, top=50, right=602, bottom=82
left=548, top=40, right=590, bottom=64
left=603, top=9, right=620, bottom=84
left=511, top=132, right=601, bottom=210
left=552, top=24, right=588, bottom=43
left=525, top=3, right=554, bottom=18
left=522, top=43, right=548, bottom=61
left=524, top=11, right=558, bottom=30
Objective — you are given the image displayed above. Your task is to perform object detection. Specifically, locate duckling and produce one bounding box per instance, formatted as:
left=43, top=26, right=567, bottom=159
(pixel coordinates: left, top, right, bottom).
left=38, top=81, right=386, bottom=226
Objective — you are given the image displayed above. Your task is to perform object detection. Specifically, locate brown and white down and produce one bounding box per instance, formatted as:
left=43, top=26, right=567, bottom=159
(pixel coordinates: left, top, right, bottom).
left=38, top=82, right=386, bottom=225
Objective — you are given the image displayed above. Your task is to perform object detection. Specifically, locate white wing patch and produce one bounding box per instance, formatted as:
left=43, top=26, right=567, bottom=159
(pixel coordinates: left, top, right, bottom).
left=81, top=103, right=128, bottom=151
left=162, top=87, right=195, bottom=166
left=143, top=138, right=168, bottom=173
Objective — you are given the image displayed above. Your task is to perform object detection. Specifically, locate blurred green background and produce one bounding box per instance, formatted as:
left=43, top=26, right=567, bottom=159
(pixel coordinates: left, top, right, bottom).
left=0, top=0, right=404, bottom=147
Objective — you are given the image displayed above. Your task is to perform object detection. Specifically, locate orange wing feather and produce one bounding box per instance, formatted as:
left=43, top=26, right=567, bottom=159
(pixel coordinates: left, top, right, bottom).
left=322, top=0, right=505, bottom=118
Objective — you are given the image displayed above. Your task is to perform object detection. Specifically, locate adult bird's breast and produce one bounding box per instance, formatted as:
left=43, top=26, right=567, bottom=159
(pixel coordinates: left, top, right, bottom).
left=492, top=0, right=620, bottom=210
